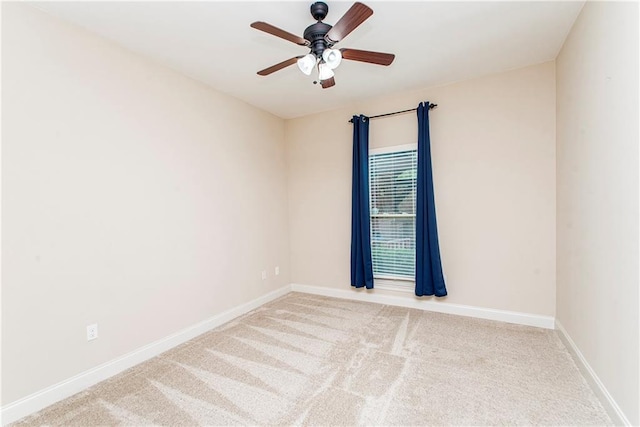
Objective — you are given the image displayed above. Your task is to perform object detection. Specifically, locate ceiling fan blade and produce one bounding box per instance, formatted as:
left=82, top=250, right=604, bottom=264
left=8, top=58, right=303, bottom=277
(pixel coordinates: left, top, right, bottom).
left=251, top=21, right=309, bottom=46
left=257, top=57, right=302, bottom=76
left=340, top=48, right=395, bottom=66
left=321, top=77, right=336, bottom=89
left=325, top=2, right=373, bottom=44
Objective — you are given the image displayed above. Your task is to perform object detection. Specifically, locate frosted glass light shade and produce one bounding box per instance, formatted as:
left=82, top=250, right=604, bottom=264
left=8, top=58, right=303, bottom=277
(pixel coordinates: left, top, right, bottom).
left=318, top=62, right=335, bottom=80
left=297, top=54, right=316, bottom=75
left=322, top=48, right=342, bottom=69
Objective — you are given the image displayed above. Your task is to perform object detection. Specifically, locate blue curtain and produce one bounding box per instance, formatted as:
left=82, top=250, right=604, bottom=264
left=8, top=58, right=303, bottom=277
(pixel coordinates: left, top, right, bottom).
left=351, top=115, right=374, bottom=289
left=415, top=102, right=447, bottom=297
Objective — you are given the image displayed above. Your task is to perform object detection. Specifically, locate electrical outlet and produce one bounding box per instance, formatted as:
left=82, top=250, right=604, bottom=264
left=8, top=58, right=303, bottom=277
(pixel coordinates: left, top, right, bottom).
left=261, top=270, right=267, bottom=280
left=87, top=324, right=98, bottom=341
left=275, top=266, right=280, bottom=276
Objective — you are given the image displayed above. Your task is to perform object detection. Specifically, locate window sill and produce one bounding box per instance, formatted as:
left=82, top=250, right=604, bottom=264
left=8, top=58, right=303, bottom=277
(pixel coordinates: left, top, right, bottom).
left=374, top=278, right=414, bottom=293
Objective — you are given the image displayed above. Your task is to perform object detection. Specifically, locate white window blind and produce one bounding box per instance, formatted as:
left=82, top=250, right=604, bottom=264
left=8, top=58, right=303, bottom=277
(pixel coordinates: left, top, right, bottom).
left=369, top=147, right=417, bottom=280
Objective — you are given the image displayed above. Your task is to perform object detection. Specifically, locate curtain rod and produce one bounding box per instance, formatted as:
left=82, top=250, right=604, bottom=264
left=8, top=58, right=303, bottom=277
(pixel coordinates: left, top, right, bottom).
left=348, top=103, right=438, bottom=123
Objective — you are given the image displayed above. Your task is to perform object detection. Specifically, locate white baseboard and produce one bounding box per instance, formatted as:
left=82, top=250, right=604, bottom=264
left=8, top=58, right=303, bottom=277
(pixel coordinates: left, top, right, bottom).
left=0, top=285, right=291, bottom=426
left=555, top=320, right=631, bottom=426
left=290, top=283, right=555, bottom=329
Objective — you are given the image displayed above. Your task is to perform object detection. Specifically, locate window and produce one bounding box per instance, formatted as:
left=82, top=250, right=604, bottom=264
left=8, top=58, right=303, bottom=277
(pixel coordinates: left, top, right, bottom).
left=369, top=144, right=417, bottom=282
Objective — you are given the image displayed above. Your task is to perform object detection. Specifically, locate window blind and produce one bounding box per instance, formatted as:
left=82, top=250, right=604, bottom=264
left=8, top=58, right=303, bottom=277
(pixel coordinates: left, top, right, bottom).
left=369, top=149, right=417, bottom=279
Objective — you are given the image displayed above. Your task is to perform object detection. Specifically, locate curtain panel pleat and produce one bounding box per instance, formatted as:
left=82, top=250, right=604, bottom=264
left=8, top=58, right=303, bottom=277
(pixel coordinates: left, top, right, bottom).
left=415, top=102, right=447, bottom=297
left=351, top=115, right=374, bottom=289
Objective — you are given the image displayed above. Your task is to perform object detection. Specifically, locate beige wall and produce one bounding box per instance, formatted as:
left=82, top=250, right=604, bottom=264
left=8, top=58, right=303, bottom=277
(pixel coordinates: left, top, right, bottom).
left=556, top=2, right=639, bottom=424
left=286, top=62, right=557, bottom=316
left=1, top=3, right=289, bottom=405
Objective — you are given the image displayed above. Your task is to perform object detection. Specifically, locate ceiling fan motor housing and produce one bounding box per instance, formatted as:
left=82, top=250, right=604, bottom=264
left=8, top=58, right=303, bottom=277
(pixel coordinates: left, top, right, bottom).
left=304, top=21, right=331, bottom=58
left=305, top=2, right=332, bottom=58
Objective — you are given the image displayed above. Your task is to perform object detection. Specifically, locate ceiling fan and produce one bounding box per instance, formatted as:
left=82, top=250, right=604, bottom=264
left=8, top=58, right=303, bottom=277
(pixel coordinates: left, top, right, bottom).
left=250, top=2, right=395, bottom=89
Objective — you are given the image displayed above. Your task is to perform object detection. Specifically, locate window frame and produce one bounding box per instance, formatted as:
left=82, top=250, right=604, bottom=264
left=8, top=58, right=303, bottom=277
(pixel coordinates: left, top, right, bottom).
left=368, top=143, right=417, bottom=291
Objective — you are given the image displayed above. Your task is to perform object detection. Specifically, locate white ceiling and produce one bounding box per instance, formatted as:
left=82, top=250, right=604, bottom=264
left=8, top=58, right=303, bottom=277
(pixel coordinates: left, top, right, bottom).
left=32, top=1, right=584, bottom=119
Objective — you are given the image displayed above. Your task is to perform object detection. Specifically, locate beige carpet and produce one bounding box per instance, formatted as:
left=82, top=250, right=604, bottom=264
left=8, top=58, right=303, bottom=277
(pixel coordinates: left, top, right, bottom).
left=14, top=292, right=612, bottom=426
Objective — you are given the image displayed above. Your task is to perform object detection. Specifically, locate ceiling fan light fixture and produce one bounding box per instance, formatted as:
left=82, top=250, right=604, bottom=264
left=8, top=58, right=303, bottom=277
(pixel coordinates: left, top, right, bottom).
left=322, top=48, right=342, bottom=69
left=318, top=61, right=335, bottom=81
left=251, top=2, right=392, bottom=87
left=297, top=53, right=317, bottom=75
